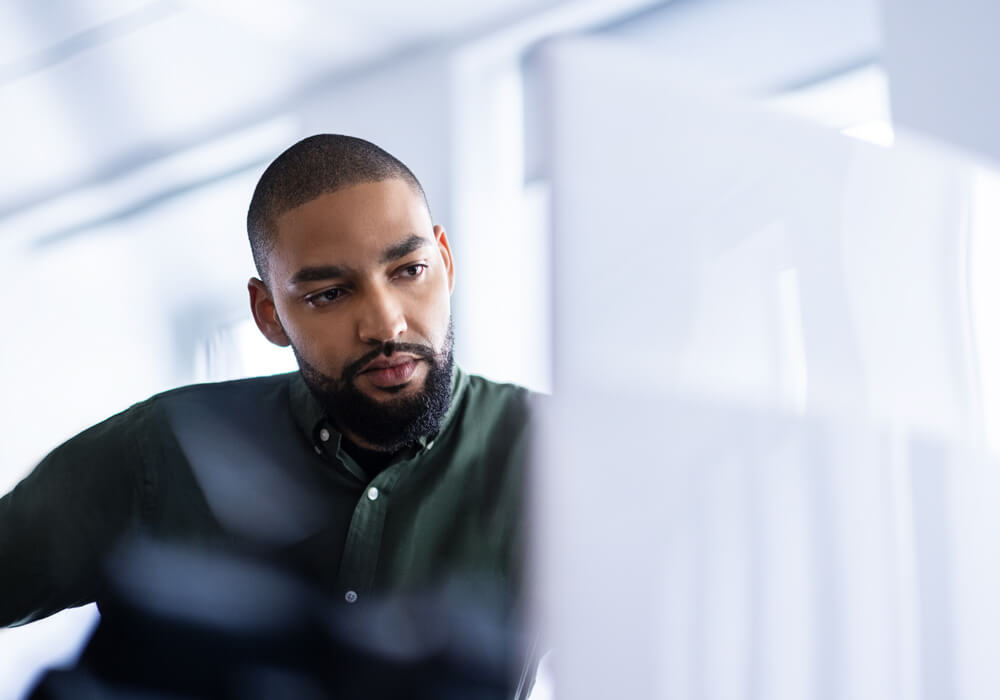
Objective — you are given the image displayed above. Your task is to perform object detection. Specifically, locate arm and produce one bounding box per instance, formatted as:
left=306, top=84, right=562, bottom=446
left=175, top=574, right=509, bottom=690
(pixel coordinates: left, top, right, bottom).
left=0, top=409, right=147, bottom=627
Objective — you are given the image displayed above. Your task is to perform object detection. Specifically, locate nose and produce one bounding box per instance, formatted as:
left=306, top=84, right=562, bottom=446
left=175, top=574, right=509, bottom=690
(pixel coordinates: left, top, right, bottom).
left=357, top=285, right=407, bottom=345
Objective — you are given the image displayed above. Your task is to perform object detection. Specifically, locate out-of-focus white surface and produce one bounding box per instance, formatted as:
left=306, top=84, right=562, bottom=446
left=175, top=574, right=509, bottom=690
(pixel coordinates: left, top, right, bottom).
left=0, top=605, right=99, bottom=699
left=540, top=37, right=981, bottom=441
left=534, top=36, right=1000, bottom=700
left=536, top=391, right=1000, bottom=699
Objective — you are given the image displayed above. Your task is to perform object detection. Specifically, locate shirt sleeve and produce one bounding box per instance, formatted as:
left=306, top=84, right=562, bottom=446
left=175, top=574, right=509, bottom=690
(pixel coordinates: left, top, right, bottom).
left=0, top=406, right=149, bottom=627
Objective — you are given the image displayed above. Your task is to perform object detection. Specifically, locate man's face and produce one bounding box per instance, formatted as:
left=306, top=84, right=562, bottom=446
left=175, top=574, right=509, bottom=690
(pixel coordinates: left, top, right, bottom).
left=248, top=178, right=455, bottom=450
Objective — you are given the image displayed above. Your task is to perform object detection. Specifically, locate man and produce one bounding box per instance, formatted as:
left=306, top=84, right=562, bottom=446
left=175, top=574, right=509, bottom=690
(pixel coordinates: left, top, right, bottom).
left=0, top=135, right=533, bottom=634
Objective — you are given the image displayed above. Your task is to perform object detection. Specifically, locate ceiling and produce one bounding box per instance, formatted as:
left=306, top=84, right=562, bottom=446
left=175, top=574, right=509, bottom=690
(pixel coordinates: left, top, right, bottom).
left=0, top=0, right=571, bottom=224
left=0, top=0, right=887, bottom=236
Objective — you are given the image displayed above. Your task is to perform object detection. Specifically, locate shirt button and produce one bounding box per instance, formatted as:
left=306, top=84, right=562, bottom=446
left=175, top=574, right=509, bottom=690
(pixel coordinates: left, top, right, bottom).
left=367, top=487, right=379, bottom=501
left=319, top=428, right=331, bottom=442
left=345, top=590, right=358, bottom=604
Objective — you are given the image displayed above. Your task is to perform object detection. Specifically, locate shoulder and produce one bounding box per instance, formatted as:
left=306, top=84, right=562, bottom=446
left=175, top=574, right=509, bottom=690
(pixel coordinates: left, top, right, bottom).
left=142, top=372, right=296, bottom=409
left=451, top=370, right=540, bottom=438
left=459, top=371, right=535, bottom=410
left=58, top=373, right=298, bottom=455
left=462, top=372, right=533, bottom=402
left=135, top=373, right=301, bottom=448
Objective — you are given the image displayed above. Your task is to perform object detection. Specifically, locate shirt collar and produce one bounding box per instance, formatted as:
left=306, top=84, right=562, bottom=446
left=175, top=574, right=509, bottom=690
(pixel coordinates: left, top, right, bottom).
left=288, top=363, right=467, bottom=455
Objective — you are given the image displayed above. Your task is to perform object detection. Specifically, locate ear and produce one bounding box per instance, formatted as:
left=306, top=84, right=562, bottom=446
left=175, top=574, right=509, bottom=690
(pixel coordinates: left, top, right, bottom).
left=434, top=225, right=455, bottom=294
left=248, top=277, right=291, bottom=347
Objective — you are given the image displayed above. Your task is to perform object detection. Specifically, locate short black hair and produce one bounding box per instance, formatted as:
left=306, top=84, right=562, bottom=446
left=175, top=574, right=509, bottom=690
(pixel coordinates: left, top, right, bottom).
left=246, top=134, right=428, bottom=282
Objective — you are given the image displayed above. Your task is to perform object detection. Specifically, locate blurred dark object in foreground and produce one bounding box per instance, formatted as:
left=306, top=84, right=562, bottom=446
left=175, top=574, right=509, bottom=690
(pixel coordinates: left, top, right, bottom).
left=29, top=538, right=517, bottom=700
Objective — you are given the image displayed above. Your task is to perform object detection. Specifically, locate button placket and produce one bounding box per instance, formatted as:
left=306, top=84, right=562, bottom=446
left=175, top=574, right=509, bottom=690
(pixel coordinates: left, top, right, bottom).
left=338, top=468, right=402, bottom=596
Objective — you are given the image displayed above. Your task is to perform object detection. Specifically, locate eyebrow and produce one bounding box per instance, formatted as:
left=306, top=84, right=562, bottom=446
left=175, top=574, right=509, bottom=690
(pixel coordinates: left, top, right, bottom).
left=290, top=265, right=349, bottom=285
left=380, top=233, right=430, bottom=264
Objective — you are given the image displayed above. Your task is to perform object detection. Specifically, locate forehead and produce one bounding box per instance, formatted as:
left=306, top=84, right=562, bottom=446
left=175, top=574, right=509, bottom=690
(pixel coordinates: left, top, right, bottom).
left=269, top=178, right=432, bottom=273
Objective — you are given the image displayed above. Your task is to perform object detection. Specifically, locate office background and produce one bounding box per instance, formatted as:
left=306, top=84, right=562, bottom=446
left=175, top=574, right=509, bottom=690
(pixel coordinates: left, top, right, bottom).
left=2, top=1, right=997, bottom=698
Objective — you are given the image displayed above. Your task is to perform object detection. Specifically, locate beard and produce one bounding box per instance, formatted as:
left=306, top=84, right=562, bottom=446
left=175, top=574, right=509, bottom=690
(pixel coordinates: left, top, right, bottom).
left=293, top=321, right=455, bottom=453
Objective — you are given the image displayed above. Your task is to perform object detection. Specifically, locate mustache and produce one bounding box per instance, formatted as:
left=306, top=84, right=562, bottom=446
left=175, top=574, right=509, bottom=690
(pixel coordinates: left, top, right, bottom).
left=341, top=341, right=436, bottom=381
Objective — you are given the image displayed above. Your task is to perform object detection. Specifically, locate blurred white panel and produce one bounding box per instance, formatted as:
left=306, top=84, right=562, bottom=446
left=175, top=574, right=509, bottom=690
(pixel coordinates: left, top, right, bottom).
left=536, top=389, right=1000, bottom=700
left=533, top=36, right=1000, bottom=700
left=538, top=37, right=980, bottom=441
left=535, top=392, right=938, bottom=700
left=882, top=0, right=1000, bottom=166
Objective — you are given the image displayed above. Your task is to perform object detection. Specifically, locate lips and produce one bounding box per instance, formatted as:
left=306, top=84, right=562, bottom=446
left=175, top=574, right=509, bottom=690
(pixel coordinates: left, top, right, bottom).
left=359, top=356, right=419, bottom=388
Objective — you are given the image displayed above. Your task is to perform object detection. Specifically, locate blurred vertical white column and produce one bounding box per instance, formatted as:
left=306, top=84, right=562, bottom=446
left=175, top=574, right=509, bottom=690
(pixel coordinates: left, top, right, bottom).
left=450, top=47, right=552, bottom=393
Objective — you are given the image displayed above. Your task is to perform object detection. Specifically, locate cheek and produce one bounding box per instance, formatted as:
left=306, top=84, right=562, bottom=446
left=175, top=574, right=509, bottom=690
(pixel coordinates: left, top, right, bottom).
left=411, top=287, right=451, bottom=337
left=299, top=339, right=354, bottom=378
left=279, top=313, right=351, bottom=371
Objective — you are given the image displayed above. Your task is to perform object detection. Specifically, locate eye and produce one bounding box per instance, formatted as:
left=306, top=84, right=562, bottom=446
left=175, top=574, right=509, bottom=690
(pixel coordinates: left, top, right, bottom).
left=397, top=263, right=427, bottom=279
left=306, top=287, right=347, bottom=307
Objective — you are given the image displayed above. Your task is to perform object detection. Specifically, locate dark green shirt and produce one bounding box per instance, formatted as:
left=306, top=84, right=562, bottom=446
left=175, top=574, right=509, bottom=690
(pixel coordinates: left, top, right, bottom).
left=0, top=367, right=532, bottom=627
